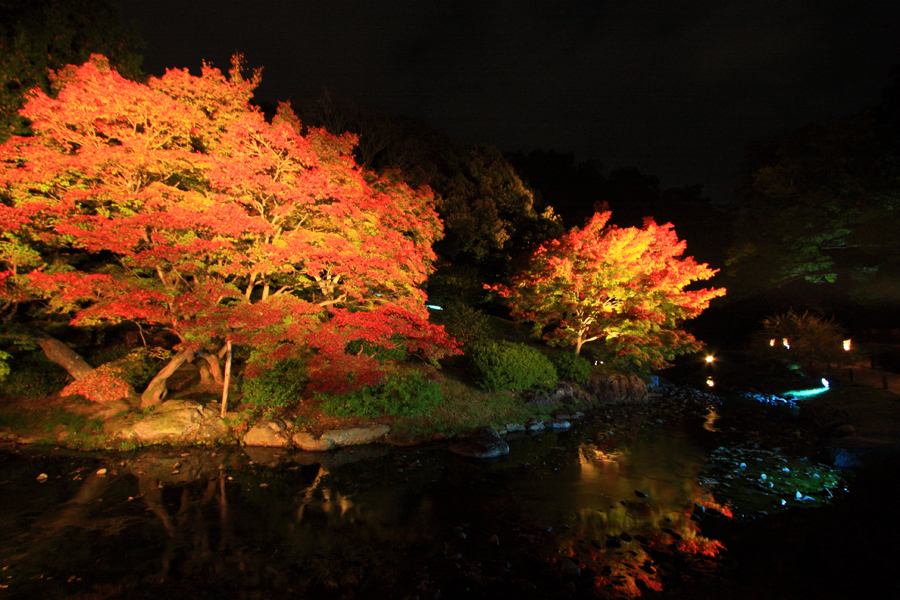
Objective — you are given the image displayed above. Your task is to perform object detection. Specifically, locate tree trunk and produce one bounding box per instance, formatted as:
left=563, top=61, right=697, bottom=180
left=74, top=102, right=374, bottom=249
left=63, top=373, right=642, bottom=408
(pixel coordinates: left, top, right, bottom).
left=32, top=330, right=95, bottom=380
left=220, top=340, right=232, bottom=418
left=141, top=348, right=194, bottom=408
left=196, top=351, right=223, bottom=385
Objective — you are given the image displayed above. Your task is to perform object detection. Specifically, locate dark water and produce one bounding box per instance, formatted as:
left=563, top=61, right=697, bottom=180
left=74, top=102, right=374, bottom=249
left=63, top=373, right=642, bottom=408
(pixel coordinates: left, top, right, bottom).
left=0, top=399, right=844, bottom=600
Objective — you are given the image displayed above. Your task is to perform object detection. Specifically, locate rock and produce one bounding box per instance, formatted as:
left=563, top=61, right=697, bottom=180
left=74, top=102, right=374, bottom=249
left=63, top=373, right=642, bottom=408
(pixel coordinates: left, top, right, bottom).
left=243, top=421, right=290, bottom=447
left=634, top=490, right=647, bottom=498
left=110, top=400, right=229, bottom=446
left=321, top=425, right=391, bottom=447
left=559, top=558, right=581, bottom=577
left=449, top=426, right=510, bottom=459
left=267, top=419, right=287, bottom=432
left=504, top=422, right=526, bottom=433
left=545, top=419, right=571, bottom=430
left=525, top=394, right=555, bottom=408
left=835, top=423, right=856, bottom=437
left=292, top=431, right=336, bottom=452
left=121, top=400, right=202, bottom=443
left=525, top=418, right=546, bottom=431
left=582, top=370, right=648, bottom=405
left=553, top=411, right=585, bottom=421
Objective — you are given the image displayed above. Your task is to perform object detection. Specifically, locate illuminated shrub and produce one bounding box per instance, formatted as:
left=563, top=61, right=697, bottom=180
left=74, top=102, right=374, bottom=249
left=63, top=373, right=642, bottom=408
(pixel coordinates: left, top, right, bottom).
left=240, top=357, right=308, bottom=410
left=437, top=301, right=494, bottom=348
left=0, top=350, right=9, bottom=383
left=548, top=351, right=592, bottom=383
left=0, top=351, right=70, bottom=399
left=466, top=339, right=558, bottom=392
left=318, top=369, right=442, bottom=417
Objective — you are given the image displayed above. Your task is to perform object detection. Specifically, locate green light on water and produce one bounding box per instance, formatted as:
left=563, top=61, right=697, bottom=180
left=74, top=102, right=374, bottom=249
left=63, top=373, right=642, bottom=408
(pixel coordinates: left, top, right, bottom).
left=783, top=386, right=829, bottom=399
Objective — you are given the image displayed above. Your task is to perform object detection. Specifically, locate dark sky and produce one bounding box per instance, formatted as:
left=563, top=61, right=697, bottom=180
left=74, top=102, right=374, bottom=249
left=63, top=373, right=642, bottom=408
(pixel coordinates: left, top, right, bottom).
left=117, top=0, right=899, bottom=203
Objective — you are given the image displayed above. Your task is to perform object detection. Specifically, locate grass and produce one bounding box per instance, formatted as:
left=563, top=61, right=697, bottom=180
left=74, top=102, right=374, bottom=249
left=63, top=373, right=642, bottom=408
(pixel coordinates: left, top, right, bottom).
left=382, top=375, right=547, bottom=438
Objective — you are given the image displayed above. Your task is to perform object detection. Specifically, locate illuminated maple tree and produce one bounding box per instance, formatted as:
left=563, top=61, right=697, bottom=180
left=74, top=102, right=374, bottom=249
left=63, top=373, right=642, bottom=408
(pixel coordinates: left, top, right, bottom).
left=0, top=54, right=456, bottom=406
left=489, top=211, right=724, bottom=368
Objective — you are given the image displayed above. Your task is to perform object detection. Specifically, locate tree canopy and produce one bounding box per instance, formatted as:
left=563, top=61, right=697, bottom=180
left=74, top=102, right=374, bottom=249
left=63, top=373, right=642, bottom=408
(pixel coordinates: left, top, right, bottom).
left=0, top=55, right=457, bottom=405
left=489, top=211, right=725, bottom=368
left=726, top=80, right=900, bottom=304
left=0, top=0, right=143, bottom=141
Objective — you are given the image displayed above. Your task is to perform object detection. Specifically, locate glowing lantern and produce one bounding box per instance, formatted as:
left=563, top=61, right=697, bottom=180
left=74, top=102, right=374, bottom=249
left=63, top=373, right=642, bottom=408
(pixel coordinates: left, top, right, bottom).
left=769, top=339, right=776, bottom=347
left=783, top=338, right=790, bottom=349
left=706, top=377, right=715, bottom=387
left=705, top=355, right=714, bottom=363
left=843, top=339, right=851, bottom=351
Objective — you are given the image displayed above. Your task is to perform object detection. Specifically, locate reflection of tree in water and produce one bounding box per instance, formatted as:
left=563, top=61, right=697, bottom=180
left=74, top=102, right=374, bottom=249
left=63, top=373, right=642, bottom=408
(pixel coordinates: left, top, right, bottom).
left=560, top=444, right=728, bottom=597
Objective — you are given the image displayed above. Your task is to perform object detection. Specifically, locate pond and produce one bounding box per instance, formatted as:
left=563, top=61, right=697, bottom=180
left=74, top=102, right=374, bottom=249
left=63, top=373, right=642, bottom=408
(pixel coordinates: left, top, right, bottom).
left=0, top=391, right=847, bottom=599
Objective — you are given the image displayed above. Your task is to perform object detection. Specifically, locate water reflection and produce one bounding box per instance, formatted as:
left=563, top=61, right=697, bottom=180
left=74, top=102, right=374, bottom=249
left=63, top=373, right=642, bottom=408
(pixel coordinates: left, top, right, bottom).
left=0, top=418, right=814, bottom=599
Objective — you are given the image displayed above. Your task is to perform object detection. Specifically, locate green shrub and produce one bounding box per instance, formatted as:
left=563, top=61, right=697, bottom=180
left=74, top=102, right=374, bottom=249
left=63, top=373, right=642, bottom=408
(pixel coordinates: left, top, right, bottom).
left=437, top=301, right=494, bottom=348
left=548, top=351, right=592, bottom=382
left=105, top=347, right=172, bottom=389
left=240, top=357, right=307, bottom=410
left=0, top=351, right=70, bottom=399
left=0, top=349, right=10, bottom=383
left=318, top=369, right=443, bottom=418
left=465, top=339, right=558, bottom=392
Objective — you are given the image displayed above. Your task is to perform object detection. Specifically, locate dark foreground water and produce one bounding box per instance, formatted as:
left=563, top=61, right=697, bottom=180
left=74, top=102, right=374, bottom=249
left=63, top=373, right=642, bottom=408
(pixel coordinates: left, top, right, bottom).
left=0, top=395, right=856, bottom=600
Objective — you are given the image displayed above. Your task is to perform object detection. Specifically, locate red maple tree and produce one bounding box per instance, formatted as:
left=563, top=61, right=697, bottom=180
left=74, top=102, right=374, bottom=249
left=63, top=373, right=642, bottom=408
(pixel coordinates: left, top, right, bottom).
left=0, top=55, right=457, bottom=406
left=488, top=211, right=725, bottom=368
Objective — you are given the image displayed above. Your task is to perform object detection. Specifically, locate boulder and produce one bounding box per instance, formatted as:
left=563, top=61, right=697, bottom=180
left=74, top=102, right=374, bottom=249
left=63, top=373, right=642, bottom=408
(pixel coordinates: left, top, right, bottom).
left=526, top=382, right=593, bottom=409
left=582, top=370, right=648, bottom=405
left=320, top=425, right=391, bottom=447
left=292, top=431, right=336, bottom=452
left=449, top=426, right=510, bottom=459
left=525, top=418, right=546, bottom=431
left=243, top=421, right=290, bottom=447
left=115, top=400, right=228, bottom=445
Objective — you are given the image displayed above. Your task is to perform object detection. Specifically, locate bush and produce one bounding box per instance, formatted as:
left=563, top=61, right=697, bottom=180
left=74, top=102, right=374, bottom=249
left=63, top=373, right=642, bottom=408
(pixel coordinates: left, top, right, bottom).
left=466, top=339, right=558, bottom=392
left=548, top=351, right=592, bottom=382
left=106, top=347, right=172, bottom=390
left=0, top=351, right=70, bottom=399
left=318, top=369, right=443, bottom=418
left=760, top=309, right=849, bottom=374
left=240, top=357, right=307, bottom=410
left=437, top=301, right=494, bottom=348
left=0, top=349, right=10, bottom=383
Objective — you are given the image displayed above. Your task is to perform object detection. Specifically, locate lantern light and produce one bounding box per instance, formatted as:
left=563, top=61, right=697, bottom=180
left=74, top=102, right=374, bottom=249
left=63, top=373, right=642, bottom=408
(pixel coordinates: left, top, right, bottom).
left=843, top=339, right=851, bottom=351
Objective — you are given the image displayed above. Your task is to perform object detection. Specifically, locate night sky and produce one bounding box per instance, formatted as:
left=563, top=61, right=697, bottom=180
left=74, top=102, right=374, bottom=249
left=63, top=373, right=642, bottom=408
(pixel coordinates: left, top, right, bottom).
left=117, top=0, right=900, bottom=203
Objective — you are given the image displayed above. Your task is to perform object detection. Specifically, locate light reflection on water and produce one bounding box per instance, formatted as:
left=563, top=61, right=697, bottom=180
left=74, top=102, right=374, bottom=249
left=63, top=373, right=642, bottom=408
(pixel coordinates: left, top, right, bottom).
left=0, top=418, right=807, bottom=599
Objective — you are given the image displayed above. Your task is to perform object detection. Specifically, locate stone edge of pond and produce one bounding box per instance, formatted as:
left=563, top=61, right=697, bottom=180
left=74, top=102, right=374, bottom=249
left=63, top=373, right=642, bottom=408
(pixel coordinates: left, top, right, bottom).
left=1, top=364, right=652, bottom=454
left=0, top=398, right=589, bottom=458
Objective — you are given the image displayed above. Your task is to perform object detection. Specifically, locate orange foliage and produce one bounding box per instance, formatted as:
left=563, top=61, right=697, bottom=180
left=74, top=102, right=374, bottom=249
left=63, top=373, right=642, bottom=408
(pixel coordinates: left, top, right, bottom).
left=489, top=211, right=725, bottom=367
left=0, top=54, right=456, bottom=399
